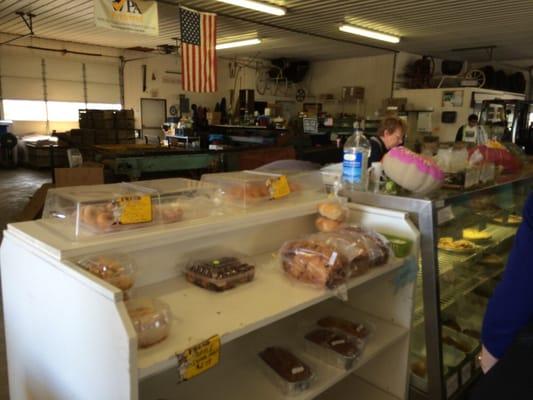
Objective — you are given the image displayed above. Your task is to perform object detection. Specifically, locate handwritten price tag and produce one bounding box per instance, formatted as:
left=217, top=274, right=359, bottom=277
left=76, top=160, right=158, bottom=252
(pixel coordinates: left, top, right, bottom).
left=176, top=335, right=221, bottom=381
left=268, top=175, right=291, bottom=199
left=117, top=195, right=152, bottom=224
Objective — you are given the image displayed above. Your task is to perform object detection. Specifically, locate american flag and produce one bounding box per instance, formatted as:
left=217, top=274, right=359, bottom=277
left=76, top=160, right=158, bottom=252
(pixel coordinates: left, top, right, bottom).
left=179, top=7, right=217, bottom=92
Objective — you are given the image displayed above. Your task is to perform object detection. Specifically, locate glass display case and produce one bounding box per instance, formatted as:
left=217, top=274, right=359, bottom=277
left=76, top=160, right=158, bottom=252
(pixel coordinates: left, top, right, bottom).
left=345, top=174, right=533, bottom=400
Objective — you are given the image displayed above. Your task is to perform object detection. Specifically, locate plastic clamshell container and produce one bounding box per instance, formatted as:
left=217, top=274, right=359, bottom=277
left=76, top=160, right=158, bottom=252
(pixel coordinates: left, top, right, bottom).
left=201, top=171, right=286, bottom=208
left=381, top=234, right=413, bottom=258
left=259, top=347, right=314, bottom=396
left=76, top=253, right=135, bottom=291
left=303, top=329, right=361, bottom=370
left=126, top=297, right=171, bottom=348
left=131, top=178, right=221, bottom=223
left=259, top=170, right=325, bottom=195
left=42, top=182, right=161, bottom=238
left=184, top=254, right=255, bottom=292
left=441, top=326, right=479, bottom=356
left=315, top=316, right=373, bottom=348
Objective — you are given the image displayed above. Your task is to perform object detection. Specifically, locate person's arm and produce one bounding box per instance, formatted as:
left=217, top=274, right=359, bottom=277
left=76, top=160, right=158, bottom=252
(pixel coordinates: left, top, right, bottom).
left=455, top=126, right=464, bottom=142
left=481, top=194, right=533, bottom=370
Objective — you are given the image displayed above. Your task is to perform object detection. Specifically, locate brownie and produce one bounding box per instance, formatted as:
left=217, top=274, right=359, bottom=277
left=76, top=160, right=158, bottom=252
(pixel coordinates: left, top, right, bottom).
left=259, top=347, right=312, bottom=383
left=463, top=329, right=481, bottom=340
left=305, top=329, right=360, bottom=357
left=317, top=316, right=370, bottom=340
left=442, top=335, right=471, bottom=353
left=185, top=257, right=255, bottom=291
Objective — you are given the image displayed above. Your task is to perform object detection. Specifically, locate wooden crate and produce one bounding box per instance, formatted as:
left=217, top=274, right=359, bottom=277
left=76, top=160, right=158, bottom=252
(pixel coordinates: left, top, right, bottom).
left=115, top=119, right=135, bottom=129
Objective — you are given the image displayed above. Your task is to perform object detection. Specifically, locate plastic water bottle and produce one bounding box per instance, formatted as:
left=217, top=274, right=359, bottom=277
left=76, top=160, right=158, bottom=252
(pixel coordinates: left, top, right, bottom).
left=342, top=125, right=370, bottom=191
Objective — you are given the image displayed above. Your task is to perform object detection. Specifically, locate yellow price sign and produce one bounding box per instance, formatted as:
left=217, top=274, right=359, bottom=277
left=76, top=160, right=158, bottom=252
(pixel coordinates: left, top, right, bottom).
left=268, top=175, right=291, bottom=199
left=176, top=335, right=221, bottom=381
left=117, top=195, right=152, bottom=224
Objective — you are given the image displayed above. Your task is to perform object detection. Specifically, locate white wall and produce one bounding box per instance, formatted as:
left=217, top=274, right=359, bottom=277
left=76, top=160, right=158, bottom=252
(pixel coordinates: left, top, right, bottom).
left=394, top=87, right=525, bottom=142
left=305, top=53, right=395, bottom=118
left=123, top=52, right=401, bottom=126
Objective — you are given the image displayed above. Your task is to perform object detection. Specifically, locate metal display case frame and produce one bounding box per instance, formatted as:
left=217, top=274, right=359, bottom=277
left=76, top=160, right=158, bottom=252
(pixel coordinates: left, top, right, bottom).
left=345, top=174, right=533, bottom=400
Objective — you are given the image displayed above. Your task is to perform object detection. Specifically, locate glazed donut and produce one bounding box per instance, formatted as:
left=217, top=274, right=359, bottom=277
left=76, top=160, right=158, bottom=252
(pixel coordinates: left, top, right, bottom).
left=81, top=205, right=99, bottom=225
left=95, top=210, right=114, bottom=231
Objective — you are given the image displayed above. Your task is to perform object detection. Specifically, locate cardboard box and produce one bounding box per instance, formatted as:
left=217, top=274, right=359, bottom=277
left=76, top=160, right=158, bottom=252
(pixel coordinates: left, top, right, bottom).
left=54, top=165, right=104, bottom=188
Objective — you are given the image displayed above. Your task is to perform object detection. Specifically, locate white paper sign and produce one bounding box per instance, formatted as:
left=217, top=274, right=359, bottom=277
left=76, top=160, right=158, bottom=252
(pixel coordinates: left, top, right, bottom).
left=94, top=0, right=159, bottom=36
left=437, top=205, right=455, bottom=225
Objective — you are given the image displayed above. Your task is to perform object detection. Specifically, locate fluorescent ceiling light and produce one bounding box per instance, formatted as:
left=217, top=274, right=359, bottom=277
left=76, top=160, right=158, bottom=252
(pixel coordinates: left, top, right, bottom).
left=339, top=24, right=400, bottom=44
left=216, top=38, right=262, bottom=50
left=216, top=0, right=286, bottom=16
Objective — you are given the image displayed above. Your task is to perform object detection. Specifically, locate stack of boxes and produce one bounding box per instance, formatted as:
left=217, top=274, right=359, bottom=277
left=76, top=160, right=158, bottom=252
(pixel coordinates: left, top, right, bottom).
left=71, top=109, right=136, bottom=145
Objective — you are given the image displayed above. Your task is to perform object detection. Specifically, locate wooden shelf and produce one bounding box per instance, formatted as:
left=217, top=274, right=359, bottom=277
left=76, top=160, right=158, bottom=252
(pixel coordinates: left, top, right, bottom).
left=140, top=300, right=408, bottom=400
left=135, top=254, right=405, bottom=378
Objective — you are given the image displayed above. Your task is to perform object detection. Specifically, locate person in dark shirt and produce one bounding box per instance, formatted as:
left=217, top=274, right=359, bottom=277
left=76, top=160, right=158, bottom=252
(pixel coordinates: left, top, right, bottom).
left=455, top=114, right=488, bottom=144
left=368, top=117, right=406, bottom=165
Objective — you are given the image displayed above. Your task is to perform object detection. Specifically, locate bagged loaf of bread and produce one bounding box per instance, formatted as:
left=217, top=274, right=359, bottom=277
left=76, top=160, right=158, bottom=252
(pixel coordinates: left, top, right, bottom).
left=308, top=226, right=391, bottom=277
left=279, top=237, right=349, bottom=289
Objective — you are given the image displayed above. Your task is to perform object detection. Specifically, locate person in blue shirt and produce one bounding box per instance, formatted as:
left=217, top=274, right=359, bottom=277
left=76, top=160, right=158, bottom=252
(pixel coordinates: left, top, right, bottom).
left=472, top=192, right=533, bottom=399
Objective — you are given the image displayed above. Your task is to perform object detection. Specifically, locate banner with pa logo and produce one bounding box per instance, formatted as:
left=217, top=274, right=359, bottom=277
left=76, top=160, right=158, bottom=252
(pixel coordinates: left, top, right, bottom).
left=94, top=0, right=159, bottom=36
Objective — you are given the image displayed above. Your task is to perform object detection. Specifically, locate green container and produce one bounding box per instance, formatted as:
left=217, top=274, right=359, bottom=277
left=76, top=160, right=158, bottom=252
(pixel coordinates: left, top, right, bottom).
left=382, top=234, right=413, bottom=258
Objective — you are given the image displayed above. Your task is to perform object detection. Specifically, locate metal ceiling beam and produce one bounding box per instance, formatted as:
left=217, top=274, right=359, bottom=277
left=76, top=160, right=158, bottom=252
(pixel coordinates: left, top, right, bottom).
left=156, top=0, right=398, bottom=54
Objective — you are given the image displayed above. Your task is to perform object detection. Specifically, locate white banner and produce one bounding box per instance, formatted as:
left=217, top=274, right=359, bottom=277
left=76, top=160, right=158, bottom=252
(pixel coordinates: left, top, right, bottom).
left=94, top=0, right=159, bottom=36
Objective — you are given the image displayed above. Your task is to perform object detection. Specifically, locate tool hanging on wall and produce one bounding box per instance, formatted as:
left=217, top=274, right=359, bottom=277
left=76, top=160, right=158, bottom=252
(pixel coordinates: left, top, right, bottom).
left=142, top=64, right=147, bottom=92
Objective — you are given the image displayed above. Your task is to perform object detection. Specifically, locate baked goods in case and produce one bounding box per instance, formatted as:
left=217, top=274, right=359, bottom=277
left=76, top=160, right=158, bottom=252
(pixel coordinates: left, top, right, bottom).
left=317, top=201, right=346, bottom=221
left=259, top=347, right=312, bottom=383
left=77, top=254, right=135, bottom=291
left=155, top=202, right=183, bottom=223
left=315, top=216, right=343, bottom=233
left=462, top=228, right=492, bottom=241
left=279, top=238, right=348, bottom=288
left=493, top=214, right=522, bottom=225
left=438, top=237, right=477, bottom=253
left=479, top=254, right=503, bottom=267
left=185, top=257, right=255, bottom=291
left=126, top=298, right=171, bottom=348
left=316, top=226, right=390, bottom=277
left=305, top=329, right=360, bottom=358
left=317, top=316, right=370, bottom=341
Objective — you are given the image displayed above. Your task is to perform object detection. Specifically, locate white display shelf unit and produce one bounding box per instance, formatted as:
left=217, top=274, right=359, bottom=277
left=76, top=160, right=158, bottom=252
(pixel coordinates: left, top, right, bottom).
left=1, top=192, right=419, bottom=400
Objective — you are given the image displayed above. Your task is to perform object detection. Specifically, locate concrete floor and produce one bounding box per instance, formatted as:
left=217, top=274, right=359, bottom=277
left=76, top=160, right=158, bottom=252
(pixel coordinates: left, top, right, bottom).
left=0, top=167, right=52, bottom=400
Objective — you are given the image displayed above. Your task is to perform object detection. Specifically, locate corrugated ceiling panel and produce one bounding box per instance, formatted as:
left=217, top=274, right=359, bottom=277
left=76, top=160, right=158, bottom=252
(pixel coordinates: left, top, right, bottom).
left=0, top=0, right=532, bottom=61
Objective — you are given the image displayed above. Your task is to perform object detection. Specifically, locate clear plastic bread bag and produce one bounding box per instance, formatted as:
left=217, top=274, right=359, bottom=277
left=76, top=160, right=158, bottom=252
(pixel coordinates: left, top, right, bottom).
left=279, top=236, right=350, bottom=289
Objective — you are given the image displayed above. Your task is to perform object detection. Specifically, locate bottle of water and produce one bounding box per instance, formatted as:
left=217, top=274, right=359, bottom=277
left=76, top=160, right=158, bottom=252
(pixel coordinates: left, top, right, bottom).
left=342, top=124, right=370, bottom=191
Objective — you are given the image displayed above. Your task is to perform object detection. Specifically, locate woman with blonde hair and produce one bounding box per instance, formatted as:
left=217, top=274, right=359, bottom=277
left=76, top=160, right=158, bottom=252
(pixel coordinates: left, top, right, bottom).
left=368, top=117, right=406, bottom=165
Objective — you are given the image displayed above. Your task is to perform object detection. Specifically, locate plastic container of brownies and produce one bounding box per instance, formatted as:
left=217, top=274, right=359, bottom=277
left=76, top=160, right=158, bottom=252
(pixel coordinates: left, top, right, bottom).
left=303, top=328, right=362, bottom=370
left=258, top=346, right=314, bottom=396
left=316, top=316, right=374, bottom=349
left=184, top=252, right=255, bottom=292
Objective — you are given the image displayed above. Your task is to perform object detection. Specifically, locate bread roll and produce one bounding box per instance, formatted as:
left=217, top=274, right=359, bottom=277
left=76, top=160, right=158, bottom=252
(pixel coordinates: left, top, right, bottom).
left=315, top=216, right=342, bottom=233
left=318, top=202, right=345, bottom=221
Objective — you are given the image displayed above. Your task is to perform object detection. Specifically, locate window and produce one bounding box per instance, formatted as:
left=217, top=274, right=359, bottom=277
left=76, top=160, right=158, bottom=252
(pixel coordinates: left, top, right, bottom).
left=2, top=99, right=121, bottom=122
left=2, top=100, right=47, bottom=121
